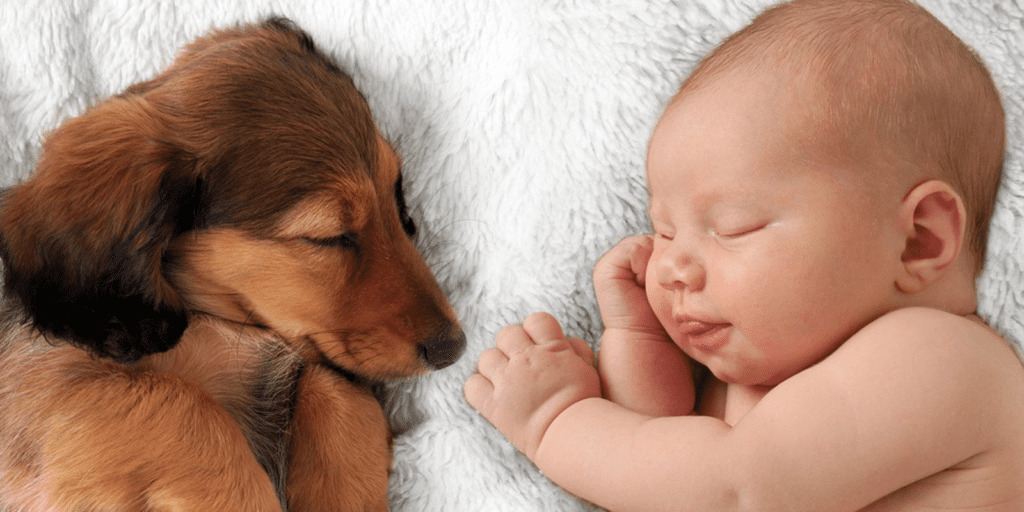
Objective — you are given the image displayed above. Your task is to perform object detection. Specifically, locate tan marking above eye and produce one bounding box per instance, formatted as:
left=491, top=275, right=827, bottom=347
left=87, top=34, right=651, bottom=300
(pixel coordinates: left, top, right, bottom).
left=275, top=198, right=346, bottom=241
left=275, top=179, right=374, bottom=242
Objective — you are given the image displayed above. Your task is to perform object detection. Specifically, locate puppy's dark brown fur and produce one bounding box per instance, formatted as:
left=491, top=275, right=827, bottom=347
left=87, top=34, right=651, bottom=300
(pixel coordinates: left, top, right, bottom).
left=0, top=18, right=464, bottom=511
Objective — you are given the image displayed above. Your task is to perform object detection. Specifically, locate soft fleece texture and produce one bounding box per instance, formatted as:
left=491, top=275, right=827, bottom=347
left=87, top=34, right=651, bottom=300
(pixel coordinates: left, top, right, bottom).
left=1, top=1, right=1021, bottom=510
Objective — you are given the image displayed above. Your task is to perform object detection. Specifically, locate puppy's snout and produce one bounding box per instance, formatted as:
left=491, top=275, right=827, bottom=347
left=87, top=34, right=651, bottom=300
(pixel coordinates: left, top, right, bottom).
left=418, top=322, right=467, bottom=370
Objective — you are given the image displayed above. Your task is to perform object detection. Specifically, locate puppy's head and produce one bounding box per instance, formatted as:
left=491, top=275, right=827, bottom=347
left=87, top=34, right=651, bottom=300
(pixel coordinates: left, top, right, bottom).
left=0, top=18, right=465, bottom=376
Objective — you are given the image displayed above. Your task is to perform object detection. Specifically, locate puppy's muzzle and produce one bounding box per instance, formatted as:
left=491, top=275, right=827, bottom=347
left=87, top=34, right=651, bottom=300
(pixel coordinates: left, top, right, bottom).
left=418, top=322, right=466, bottom=370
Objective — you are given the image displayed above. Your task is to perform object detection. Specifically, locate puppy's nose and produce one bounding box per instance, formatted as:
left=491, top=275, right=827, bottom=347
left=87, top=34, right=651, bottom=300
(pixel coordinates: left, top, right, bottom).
left=418, top=322, right=467, bottom=370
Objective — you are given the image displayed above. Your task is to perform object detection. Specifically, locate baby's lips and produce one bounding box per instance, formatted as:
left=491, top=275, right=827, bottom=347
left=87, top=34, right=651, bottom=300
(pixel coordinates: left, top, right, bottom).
left=674, top=314, right=729, bottom=337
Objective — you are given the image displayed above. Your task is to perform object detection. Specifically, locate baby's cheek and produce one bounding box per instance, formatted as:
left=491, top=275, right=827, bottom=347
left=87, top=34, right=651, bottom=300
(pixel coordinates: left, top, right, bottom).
left=645, top=280, right=676, bottom=338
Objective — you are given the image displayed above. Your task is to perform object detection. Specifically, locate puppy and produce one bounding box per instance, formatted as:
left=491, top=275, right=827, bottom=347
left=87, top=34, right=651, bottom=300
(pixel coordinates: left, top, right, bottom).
left=0, top=18, right=465, bottom=511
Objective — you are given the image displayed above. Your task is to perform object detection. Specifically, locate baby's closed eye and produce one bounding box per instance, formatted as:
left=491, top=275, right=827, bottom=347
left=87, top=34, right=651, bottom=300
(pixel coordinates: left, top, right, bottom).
left=711, top=222, right=767, bottom=239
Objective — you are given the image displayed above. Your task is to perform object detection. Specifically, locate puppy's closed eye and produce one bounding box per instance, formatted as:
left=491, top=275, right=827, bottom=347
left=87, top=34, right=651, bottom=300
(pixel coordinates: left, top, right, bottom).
left=305, top=232, right=359, bottom=250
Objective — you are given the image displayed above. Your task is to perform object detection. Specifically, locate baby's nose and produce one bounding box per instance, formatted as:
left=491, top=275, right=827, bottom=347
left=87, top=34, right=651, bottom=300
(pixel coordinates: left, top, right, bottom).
left=655, top=243, right=706, bottom=292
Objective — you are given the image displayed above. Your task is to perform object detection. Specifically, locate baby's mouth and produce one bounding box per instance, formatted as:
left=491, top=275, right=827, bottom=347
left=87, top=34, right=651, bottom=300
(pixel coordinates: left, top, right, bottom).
left=675, top=317, right=731, bottom=350
left=679, top=320, right=728, bottom=337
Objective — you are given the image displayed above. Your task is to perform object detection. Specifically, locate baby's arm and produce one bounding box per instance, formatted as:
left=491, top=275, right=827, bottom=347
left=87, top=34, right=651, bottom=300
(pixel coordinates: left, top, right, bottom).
left=593, top=236, right=695, bottom=416
left=468, top=308, right=1013, bottom=511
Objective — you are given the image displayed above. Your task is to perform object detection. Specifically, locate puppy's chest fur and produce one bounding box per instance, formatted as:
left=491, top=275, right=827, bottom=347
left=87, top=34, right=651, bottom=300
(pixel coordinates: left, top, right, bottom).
left=138, top=319, right=303, bottom=504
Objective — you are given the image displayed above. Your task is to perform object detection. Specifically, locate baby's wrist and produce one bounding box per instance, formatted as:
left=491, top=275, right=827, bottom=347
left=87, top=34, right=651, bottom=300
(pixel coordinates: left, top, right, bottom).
left=532, top=396, right=604, bottom=466
left=601, top=325, right=671, bottom=346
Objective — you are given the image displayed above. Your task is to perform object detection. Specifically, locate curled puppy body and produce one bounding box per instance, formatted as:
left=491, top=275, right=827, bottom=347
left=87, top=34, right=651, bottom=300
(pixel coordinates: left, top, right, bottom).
left=137, top=319, right=303, bottom=506
left=0, top=18, right=465, bottom=511
left=0, top=315, right=302, bottom=511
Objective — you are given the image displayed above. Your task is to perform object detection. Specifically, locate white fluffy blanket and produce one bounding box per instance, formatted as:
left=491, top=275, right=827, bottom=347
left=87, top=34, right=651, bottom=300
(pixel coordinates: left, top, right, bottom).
left=1, top=1, right=1021, bottom=510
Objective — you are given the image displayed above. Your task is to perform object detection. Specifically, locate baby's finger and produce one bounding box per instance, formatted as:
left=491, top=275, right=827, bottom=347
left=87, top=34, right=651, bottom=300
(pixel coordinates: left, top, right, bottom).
left=496, top=324, right=534, bottom=355
left=476, top=347, right=508, bottom=378
left=566, top=337, right=595, bottom=366
left=521, top=312, right=565, bottom=344
left=594, top=236, right=647, bottom=282
left=464, top=373, right=494, bottom=413
left=629, top=236, right=655, bottom=288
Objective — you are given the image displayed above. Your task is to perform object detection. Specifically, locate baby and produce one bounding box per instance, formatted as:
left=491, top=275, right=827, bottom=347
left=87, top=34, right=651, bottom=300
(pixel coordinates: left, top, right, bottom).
left=465, top=0, right=1024, bottom=510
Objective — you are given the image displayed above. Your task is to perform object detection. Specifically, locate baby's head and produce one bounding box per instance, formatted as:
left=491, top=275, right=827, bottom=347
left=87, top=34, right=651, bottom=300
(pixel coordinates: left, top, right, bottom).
left=643, top=0, right=1006, bottom=384
left=671, top=0, right=1005, bottom=274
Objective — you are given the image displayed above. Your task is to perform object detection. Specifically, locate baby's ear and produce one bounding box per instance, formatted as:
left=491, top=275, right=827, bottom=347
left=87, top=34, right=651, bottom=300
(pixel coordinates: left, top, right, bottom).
left=895, top=180, right=966, bottom=293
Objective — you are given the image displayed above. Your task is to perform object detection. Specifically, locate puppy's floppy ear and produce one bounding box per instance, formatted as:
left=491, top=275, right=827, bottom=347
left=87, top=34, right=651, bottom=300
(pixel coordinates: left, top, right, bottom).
left=0, top=96, right=204, bottom=363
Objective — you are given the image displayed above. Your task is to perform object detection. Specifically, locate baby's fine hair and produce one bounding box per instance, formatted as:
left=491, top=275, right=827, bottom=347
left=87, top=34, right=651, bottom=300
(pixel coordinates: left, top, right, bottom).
left=679, top=0, right=1005, bottom=273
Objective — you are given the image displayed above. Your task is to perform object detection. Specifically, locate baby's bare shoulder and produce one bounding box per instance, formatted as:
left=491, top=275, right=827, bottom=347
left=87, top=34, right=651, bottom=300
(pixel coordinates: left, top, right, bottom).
left=822, top=308, right=1024, bottom=510
left=822, top=306, right=1024, bottom=440
left=842, top=307, right=1020, bottom=370
left=725, top=308, right=1021, bottom=507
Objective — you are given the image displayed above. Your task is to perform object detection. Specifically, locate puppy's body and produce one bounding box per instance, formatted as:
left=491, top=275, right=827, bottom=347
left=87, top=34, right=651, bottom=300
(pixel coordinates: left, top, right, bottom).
left=137, top=318, right=303, bottom=505
left=0, top=315, right=301, bottom=510
left=0, top=19, right=464, bottom=511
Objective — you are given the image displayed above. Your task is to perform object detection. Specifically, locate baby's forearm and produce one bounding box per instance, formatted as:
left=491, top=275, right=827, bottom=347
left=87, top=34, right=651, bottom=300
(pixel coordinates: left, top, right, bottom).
left=533, top=398, right=734, bottom=512
left=598, top=328, right=695, bottom=416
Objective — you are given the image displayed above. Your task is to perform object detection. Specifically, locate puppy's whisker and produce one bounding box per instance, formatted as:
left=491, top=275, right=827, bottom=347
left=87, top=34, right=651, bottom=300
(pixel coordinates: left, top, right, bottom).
left=415, top=218, right=487, bottom=254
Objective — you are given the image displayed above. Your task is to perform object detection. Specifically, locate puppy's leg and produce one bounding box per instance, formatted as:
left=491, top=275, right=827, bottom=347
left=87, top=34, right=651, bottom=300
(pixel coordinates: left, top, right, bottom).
left=287, top=365, right=391, bottom=512
left=0, top=344, right=281, bottom=512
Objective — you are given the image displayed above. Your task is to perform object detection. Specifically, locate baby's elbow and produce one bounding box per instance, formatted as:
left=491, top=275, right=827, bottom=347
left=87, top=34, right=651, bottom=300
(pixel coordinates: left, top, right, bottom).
left=713, top=464, right=788, bottom=512
left=647, top=472, right=750, bottom=512
left=726, top=476, right=834, bottom=512
left=653, top=486, right=745, bottom=512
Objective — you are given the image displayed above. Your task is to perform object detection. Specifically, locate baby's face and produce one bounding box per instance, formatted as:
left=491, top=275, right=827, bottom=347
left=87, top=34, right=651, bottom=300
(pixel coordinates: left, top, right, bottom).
left=644, top=73, right=905, bottom=386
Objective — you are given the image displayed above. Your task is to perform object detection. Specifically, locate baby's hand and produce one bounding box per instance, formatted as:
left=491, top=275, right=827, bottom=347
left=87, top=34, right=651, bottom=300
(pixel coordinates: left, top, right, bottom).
left=593, top=236, right=663, bottom=336
left=464, top=313, right=601, bottom=460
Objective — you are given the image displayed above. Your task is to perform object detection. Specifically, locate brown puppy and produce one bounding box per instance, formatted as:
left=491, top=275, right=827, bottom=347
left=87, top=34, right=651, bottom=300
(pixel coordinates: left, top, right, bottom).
left=0, top=18, right=465, bottom=511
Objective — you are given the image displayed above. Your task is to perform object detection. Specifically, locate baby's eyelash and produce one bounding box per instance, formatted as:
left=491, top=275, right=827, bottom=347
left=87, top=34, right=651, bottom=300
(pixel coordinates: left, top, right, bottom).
left=713, top=224, right=766, bottom=239
left=651, top=225, right=675, bottom=240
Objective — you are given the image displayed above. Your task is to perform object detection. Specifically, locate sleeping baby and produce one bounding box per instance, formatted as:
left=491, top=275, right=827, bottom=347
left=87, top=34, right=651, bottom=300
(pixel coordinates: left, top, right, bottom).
left=465, top=0, right=1024, bottom=509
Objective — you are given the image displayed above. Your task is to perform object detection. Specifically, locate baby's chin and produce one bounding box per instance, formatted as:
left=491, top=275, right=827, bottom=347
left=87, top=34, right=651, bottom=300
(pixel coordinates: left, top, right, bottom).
left=691, top=349, right=793, bottom=389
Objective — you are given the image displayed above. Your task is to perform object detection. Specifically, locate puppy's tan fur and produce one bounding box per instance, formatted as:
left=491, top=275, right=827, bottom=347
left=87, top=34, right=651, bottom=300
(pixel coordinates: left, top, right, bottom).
left=0, top=18, right=464, bottom=511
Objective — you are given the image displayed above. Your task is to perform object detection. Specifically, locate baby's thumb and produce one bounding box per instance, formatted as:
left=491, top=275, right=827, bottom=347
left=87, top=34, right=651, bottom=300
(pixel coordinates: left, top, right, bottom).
left=566, top=337, right=595, bottom=366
